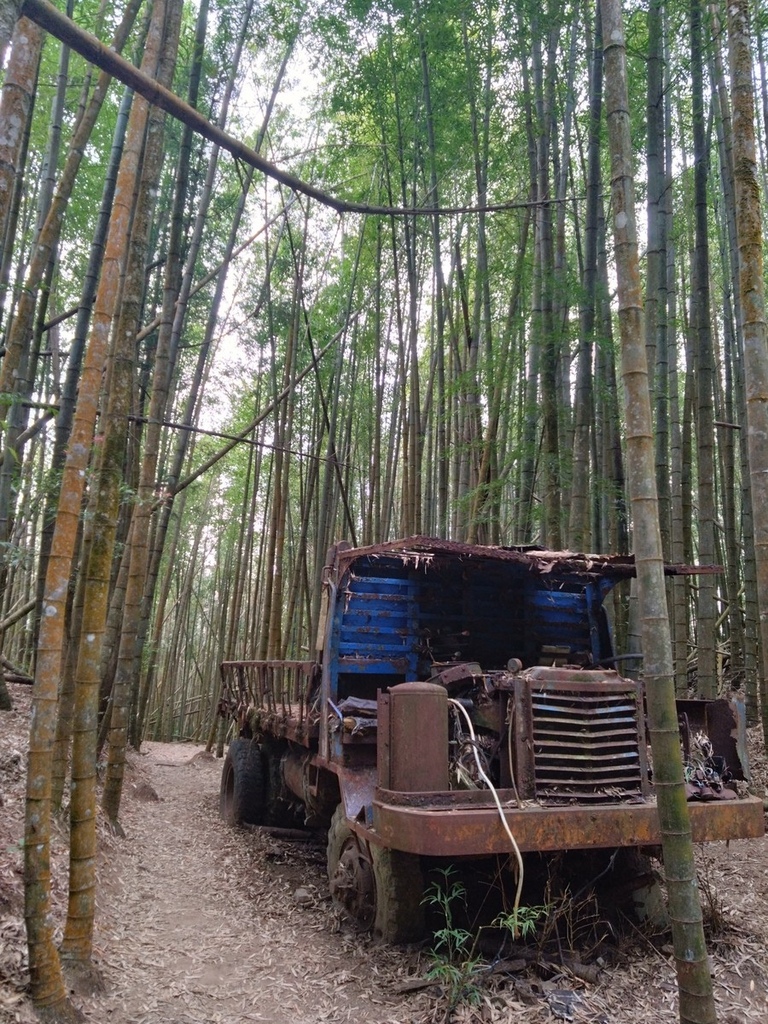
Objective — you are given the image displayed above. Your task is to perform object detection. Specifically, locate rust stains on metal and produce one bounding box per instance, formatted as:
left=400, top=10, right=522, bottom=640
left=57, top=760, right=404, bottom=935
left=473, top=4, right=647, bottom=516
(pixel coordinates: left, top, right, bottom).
left=370, top=793, right=765, bottom=855
left=219, top=660, right=320, bottom=740
left=331, top=535, right=721, bottom=580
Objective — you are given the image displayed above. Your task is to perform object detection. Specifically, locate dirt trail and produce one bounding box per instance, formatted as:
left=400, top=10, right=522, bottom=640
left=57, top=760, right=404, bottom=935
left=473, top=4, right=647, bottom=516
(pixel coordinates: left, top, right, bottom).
left=81, top=742, right=417, bottom=1024
left=2, top=683, right=768, bottom=1024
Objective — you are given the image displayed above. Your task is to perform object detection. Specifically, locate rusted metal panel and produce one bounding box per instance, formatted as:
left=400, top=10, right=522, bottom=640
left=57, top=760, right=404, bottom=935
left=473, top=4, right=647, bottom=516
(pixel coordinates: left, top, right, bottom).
left=219, top=660, right=319, bottom=737
left=250, top=710, right=317, bottom=745
left=377, top=693, right=392, bottom=790
left=375, top=786, right=519, bottom=808
left=677, top=697, right=749, bottom=781
left=369, top=794, right=765, bottom=855
left=338, top=573, right=419, bottom=666
left=513, top=668, right=649, bottom=804
left=330, top=764, right=376, bottom=822
left=387, top=682, right=449, bottom=792
left=331, top=536, right=720, bottom=580
left=335, top=657, right=413, bottom=673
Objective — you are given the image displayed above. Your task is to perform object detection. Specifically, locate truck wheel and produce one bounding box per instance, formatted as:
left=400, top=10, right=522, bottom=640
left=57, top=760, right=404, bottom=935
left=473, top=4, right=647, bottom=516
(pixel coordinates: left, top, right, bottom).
left=219, top=738, right=267, bottom=825
left=609, top=848, right=669, bottom=931
left=326, top=805, right=425, bottom=943
left=327, top=804, right=375, bottom=929
left=371, top=845, right=425, bottom=943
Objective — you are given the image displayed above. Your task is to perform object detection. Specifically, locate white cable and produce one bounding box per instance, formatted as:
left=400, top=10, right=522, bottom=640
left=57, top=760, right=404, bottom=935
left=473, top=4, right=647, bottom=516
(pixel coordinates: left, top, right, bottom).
left=448, top=698, right=525, bottom=932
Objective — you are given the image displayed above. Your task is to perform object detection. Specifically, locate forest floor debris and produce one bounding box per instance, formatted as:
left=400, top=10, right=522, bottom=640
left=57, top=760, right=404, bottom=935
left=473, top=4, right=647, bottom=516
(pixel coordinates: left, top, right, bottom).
left=2, top=681, right=768, bottom=1023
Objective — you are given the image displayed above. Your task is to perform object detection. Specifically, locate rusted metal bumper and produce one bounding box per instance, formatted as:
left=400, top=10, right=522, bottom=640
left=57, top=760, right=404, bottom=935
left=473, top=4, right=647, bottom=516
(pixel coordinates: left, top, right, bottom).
left=369, top=789, right=765, bottom=855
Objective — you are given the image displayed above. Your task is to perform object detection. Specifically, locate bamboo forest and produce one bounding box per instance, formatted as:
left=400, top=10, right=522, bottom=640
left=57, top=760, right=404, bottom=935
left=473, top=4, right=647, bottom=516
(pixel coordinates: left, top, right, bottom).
left=1, top=0, right=768, bottom=1020
left=3, top=0, right=767, bottom=742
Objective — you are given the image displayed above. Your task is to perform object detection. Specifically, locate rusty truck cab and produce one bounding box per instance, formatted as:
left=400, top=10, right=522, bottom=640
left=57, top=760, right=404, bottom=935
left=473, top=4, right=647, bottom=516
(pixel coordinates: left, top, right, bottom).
left=220, top=537, right=764, bottom=941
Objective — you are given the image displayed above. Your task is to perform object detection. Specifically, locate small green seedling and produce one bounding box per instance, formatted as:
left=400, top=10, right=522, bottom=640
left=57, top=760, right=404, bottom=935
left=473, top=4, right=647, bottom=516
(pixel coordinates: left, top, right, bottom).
left=422, top=868, right=484, bottom=1017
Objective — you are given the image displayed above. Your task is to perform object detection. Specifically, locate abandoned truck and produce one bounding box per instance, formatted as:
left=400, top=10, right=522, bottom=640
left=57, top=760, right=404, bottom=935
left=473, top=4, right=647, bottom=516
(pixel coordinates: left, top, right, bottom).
left=217, top=537, right=764, bottom=941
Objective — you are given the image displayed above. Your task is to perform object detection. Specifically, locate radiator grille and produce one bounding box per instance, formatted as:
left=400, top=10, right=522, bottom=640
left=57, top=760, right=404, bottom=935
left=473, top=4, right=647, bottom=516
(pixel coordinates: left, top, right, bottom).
left=522, top=673, right=648, bottom=803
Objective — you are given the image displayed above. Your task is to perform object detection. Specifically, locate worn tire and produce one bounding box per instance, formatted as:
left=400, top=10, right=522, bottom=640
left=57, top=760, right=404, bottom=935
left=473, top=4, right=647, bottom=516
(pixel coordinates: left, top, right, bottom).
left=326, top=804, right=425, bottom=943
left=608, top=848, right=669, bottom=931
left=327, top=804, right=351, bottom=880
left=219, top=737, right=267, bottom=826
